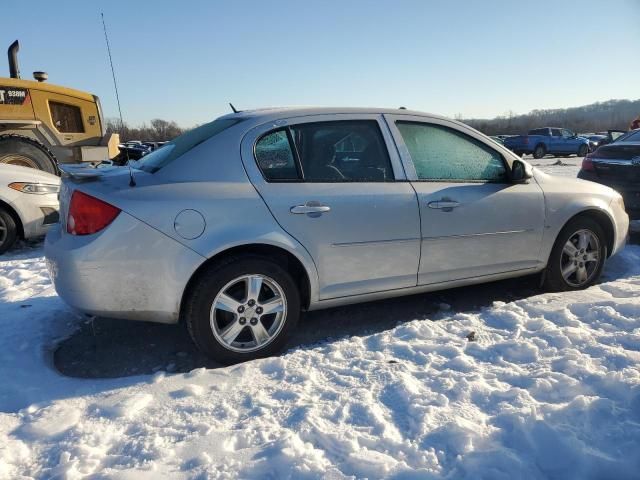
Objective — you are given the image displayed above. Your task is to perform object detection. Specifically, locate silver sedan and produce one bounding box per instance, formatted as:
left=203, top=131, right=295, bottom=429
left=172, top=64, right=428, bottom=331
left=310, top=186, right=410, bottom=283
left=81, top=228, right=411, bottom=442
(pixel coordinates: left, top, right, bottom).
left=45, top=108, right=629, bottom=364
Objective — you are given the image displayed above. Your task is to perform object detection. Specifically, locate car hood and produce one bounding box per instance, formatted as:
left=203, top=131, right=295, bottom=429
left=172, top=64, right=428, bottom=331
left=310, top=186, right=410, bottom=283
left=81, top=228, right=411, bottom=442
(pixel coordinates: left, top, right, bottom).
left=0, top=164, right=60, bottom=184
left=533, top=168, right=617, bottom=199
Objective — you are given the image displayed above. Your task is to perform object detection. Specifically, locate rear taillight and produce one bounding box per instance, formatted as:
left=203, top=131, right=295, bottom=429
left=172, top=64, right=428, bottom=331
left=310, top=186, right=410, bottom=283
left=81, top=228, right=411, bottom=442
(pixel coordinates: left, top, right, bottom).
left=581, top=154, right=595, bottom=172
left=522, top=136, right=529, bottom=144
left=67, top=191, right=120, bottom=235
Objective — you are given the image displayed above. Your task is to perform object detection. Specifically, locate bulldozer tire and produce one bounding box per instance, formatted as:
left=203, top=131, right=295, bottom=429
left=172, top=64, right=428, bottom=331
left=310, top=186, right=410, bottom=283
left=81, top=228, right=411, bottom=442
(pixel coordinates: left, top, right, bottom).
left=0, top=135, right=59, bottom=175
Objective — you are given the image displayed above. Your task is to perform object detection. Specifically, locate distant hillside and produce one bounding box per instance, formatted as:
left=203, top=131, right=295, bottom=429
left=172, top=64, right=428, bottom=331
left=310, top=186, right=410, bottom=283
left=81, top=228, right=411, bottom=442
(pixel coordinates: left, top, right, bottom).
left=463, top=99, right=640, bottom=136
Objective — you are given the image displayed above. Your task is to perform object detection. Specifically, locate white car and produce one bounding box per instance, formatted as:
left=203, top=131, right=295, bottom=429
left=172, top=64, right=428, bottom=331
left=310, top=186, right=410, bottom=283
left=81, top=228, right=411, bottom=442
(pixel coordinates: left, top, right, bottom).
left=0, top=164, right=60, bottom=253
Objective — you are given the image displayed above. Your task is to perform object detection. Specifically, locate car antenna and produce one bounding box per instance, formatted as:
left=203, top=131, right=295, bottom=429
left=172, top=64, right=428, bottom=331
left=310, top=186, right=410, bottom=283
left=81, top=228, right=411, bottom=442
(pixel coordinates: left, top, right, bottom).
left=101, top=12, right=135, bottom=187
left=229, top=103, right=239, bottom=113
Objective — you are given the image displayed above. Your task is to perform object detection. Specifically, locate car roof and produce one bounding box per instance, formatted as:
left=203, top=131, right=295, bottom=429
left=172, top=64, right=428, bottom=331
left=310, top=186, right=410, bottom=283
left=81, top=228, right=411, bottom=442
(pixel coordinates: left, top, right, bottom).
left=217, top=106, right=451, bottom=123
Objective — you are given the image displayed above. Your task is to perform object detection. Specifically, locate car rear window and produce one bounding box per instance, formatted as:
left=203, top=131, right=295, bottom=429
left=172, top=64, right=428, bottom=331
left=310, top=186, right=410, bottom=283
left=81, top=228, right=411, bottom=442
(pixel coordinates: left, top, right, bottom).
left=619, top=130, right=640, bottom=142
left=136, top=118, right=244, bottom=173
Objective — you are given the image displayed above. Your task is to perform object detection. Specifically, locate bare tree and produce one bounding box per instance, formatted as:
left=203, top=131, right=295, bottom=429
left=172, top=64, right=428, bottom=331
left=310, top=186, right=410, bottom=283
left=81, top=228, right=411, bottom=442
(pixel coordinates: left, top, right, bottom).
left=106, top=118, right=185, bottom=142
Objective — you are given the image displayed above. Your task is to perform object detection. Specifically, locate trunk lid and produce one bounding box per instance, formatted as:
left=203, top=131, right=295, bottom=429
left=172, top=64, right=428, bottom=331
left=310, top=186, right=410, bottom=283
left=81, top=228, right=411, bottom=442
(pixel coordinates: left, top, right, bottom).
left=591, top=143, right=640, bottom=183
left=57, top=164, right=152, bottom=233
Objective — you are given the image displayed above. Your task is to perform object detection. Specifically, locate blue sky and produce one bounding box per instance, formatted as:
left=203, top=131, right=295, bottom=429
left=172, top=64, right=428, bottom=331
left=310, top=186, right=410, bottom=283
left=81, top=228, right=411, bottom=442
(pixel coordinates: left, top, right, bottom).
left=3, top=0, right=639, bottom=126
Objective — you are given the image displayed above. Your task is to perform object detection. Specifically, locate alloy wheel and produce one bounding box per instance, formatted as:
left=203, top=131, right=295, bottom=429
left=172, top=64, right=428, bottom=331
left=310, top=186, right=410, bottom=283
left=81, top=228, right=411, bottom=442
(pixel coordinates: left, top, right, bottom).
left=560, top=229, right=600, bottom=287
left=210, top=274, right=287, bottom=353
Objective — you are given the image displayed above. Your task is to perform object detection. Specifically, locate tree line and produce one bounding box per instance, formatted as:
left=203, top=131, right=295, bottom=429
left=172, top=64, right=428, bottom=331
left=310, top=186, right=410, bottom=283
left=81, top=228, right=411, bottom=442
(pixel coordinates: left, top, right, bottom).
left=462, top=99, right=640, bottom=136
left=105, top=118, right=185, bottom=142
left=107, top=98, right=640, bottom=142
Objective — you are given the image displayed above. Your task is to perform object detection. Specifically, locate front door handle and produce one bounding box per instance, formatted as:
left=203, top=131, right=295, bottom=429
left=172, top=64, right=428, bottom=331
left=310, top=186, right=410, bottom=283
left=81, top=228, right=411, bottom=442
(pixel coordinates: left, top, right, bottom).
left=427, top=200, right=460, bottom=211
left=290, top=201, right=331, bottom=215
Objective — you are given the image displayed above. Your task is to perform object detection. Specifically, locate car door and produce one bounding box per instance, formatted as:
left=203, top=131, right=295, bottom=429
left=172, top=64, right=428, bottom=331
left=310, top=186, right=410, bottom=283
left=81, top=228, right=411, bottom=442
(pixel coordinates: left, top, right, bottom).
left=384, top=114, right=546, bottom=285
left=240, top=114, right=421, bottom=300
left=561, top=129, right=579, bottom=154
left=550, top=128, right=564, bottom=154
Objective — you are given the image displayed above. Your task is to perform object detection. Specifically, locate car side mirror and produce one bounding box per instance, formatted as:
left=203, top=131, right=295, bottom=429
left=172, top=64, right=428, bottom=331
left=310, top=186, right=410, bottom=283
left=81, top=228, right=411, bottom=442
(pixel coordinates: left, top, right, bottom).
left=511, top=159, right=533, bottom=183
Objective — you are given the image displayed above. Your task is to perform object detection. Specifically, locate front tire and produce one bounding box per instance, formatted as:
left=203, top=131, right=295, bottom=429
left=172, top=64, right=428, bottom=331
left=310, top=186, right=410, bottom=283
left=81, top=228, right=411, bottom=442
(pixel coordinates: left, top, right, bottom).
left=0, top=207, right=18, bottom=254
left=184, top=256, right=300, bottom=364
left=577, top=144, right=588, bottom=157
left=533, top=144, right=547, bottom=159
left=544, top=217, right=606, bottom=291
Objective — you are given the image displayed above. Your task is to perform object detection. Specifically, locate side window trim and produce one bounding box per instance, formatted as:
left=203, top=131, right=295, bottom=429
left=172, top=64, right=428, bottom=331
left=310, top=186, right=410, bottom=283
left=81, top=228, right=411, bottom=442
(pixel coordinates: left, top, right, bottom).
left=242, top=114, right=409, bottom=186
left=285, top=127, right=305, bottom=180
left=384, top=114, right=511, bottom=184
left=253, top=127, right=303, bottom=183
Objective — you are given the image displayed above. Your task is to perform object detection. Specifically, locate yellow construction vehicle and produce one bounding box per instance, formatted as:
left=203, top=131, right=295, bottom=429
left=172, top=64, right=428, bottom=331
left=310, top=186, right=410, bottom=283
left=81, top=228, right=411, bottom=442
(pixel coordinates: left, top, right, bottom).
left=0, top=40, right=119, bottom=174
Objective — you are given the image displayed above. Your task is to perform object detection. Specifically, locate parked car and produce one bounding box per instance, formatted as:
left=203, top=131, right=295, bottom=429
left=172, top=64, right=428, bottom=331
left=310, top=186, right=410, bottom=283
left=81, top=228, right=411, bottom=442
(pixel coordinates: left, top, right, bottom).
left=0, top=164, right=60, bottom=253
left=45, top=108, right=629, bottom=364
left=580, top=131, right=627, bottom=151
left=504, top=127, right=590, bottom=159
left=114, top=143, right=151, bottom=164
left=578, top=128, right=640, bottom=219
left=142, top=142, right=165, bottom=151
left=583, top=134, right=608, bottom=151
left=490, top=136, right=504, bottom=145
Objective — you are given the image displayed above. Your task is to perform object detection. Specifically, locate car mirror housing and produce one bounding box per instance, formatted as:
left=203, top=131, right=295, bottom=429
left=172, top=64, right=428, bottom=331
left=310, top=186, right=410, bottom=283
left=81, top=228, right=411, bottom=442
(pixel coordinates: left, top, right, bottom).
left=511, top=159, right=533, bottom=183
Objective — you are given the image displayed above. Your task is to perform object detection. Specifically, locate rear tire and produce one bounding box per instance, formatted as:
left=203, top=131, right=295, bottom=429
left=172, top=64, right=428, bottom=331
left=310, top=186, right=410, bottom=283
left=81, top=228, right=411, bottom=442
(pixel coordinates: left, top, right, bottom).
left=184, top=256, right=300, bottom=364
left=533, top=144, right=547, bottom=159
left=543, top=217, right=606, bottom=292
left=577, top=144, right=588, bottom=157
left=0, top=207, right=18, bottom=255
left=0, top=135, right=59, bottom=174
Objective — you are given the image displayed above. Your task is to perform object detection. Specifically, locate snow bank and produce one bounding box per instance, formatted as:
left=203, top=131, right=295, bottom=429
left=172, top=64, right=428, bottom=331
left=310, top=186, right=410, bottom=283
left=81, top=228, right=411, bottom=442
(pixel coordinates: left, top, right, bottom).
left=1, top=241, right=639, bottom=479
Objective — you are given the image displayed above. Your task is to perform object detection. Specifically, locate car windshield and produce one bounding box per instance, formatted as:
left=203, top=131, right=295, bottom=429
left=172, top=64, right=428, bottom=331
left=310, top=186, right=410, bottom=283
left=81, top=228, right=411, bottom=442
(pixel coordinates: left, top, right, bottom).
left=136, top=118, right=244, bottom=173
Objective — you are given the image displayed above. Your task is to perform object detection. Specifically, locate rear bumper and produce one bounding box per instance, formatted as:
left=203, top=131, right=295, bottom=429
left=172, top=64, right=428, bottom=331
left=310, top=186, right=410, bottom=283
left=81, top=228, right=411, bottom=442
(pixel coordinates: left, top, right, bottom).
left=45, top=212, right=205, bottom=324
left=578, top=170, right=640, bottom=220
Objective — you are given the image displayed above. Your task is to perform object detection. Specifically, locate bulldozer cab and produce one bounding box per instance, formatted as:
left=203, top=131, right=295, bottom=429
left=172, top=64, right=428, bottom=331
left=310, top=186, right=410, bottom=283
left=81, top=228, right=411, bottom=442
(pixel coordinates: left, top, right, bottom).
left=0, top=40, right=119, bottom=173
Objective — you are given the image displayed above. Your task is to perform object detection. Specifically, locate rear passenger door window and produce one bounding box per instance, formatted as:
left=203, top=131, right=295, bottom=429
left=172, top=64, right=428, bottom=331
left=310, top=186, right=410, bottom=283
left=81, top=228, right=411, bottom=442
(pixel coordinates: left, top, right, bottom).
left=395, top=121, right=507, bottom=182
left=254, top=120, right=393, bottom=182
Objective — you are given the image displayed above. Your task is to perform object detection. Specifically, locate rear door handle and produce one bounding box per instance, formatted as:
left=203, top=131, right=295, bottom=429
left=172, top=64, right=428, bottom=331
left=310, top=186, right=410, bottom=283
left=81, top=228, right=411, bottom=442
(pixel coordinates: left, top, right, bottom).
left=427, top=200, right=460, bottom=211
left=290, top=202, right=331, bottom=214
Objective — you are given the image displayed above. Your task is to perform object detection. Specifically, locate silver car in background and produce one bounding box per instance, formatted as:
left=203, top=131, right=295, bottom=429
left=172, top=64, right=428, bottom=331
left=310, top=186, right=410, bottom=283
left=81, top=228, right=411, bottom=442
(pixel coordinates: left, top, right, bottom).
left=45, top=108, right=629, bottom=364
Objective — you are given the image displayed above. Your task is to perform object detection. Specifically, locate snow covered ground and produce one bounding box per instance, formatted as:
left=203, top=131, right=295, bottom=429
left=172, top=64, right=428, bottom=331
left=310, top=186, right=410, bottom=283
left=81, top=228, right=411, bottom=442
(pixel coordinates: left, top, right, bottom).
left=1, top=161, right=640, bottom=479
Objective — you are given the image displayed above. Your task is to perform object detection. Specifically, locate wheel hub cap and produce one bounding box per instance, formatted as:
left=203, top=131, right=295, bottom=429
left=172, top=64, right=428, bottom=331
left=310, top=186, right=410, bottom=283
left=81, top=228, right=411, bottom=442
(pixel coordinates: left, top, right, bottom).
left=560, top=229, right=600, bottom=287
left=210, top=274, right=287, bottom=353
